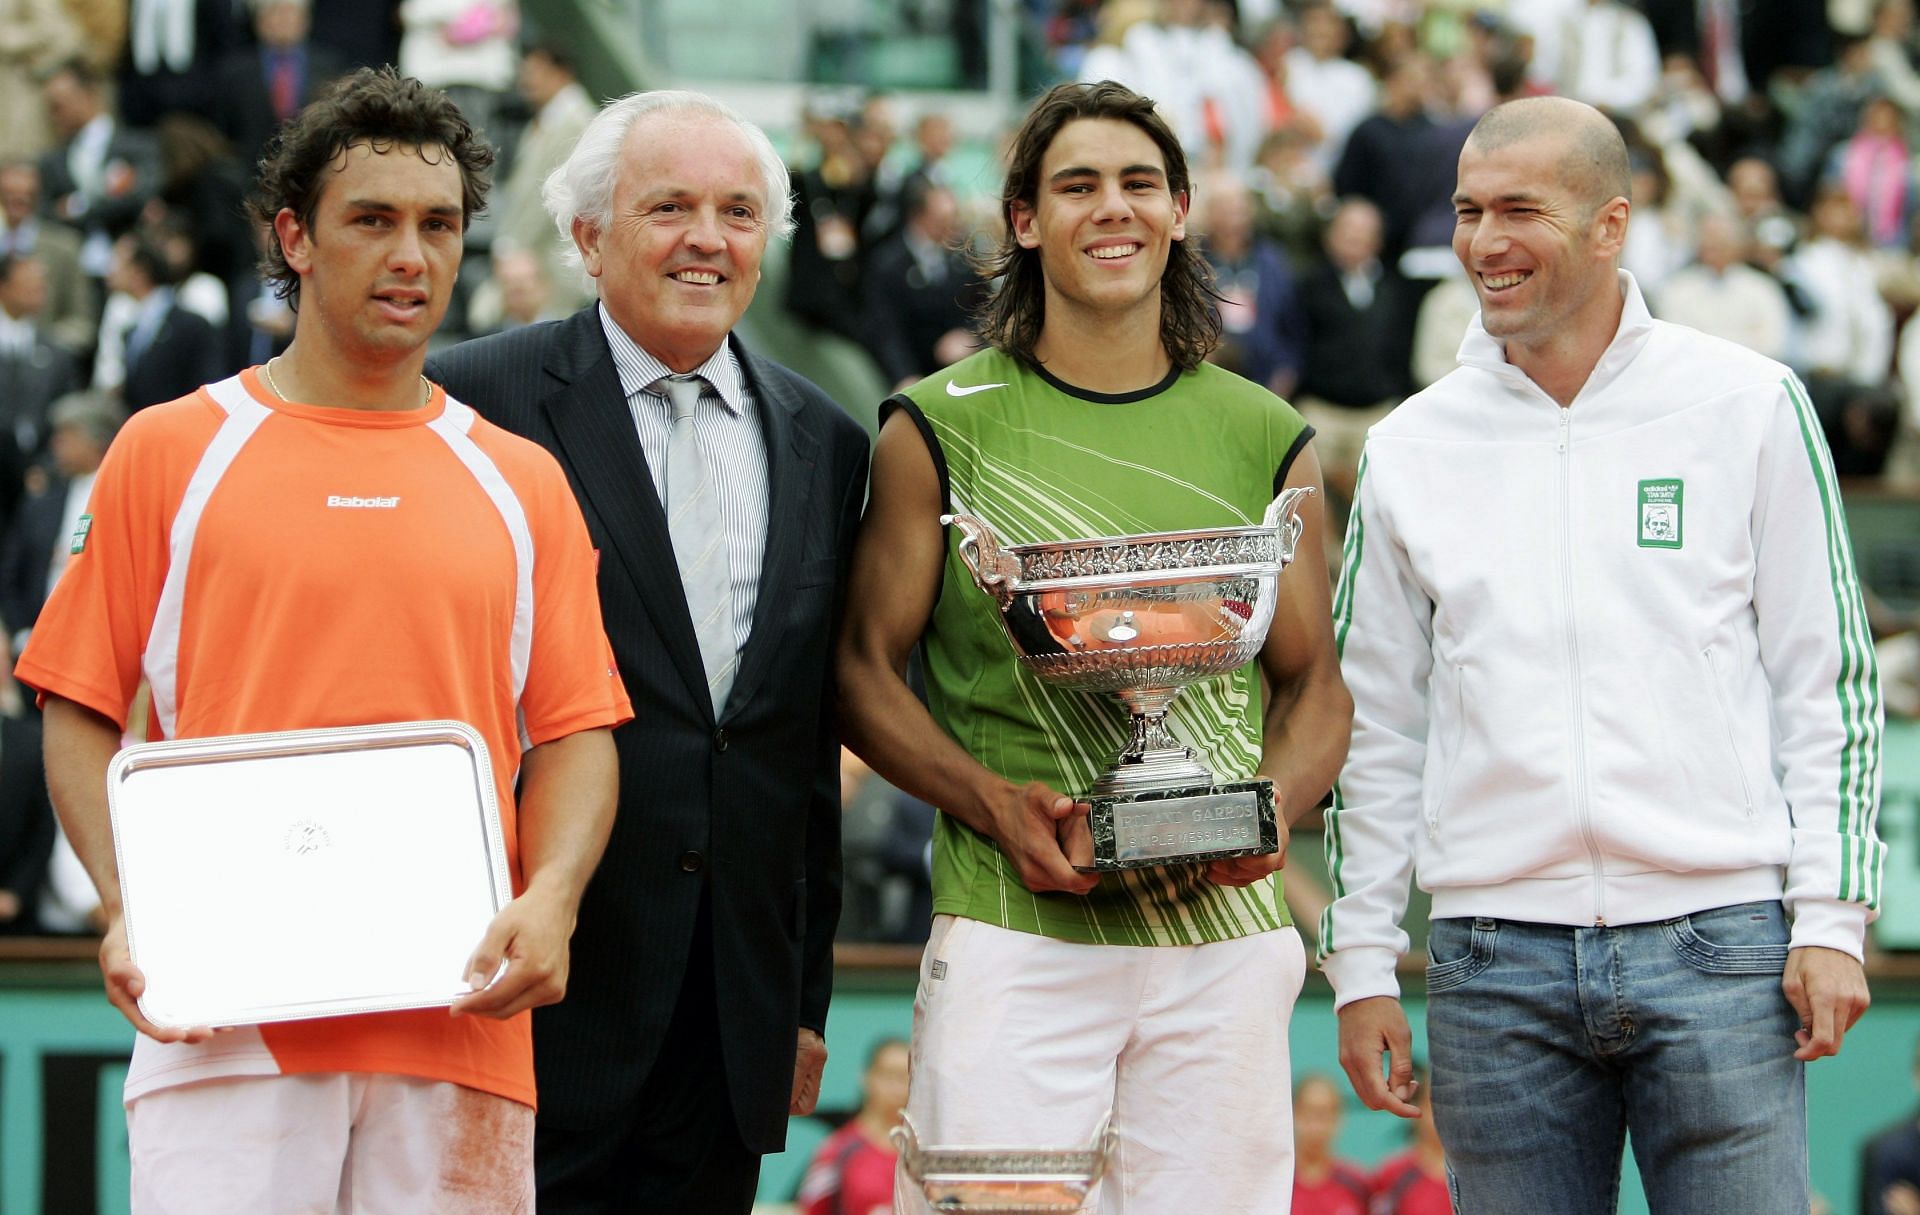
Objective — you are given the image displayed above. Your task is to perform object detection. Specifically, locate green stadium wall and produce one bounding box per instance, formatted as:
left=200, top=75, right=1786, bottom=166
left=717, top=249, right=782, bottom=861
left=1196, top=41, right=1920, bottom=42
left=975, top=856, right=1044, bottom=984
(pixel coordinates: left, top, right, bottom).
left=3, top=717, right=1915, bottom=1214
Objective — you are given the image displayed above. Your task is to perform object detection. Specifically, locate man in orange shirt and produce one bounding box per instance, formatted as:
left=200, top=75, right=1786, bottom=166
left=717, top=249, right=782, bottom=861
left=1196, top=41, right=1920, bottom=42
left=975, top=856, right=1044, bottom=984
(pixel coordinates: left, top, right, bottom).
left=16, top=68, right=631, bottom=1213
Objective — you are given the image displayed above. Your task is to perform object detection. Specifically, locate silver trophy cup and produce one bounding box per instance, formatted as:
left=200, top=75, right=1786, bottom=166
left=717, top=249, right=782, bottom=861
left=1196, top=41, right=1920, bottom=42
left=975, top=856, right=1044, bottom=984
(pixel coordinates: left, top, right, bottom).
left=944, top=488, right=1313, bottom=872
left=893, top=1111, right=1115, bottom=1213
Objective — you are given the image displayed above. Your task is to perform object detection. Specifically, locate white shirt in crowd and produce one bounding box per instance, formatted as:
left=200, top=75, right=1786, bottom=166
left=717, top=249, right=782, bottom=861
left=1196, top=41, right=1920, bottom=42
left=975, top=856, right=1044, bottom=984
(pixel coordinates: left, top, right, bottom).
left=0, top=310, right=35, bottom=355
left=1788, top=237, right=1895, bottom=384
left=1655, top=263, right=1792, bottom=363
left=1081, top=22, right=1267, bottom=171
left=1504, top=0, right=1583, bottom=92
left=1559, top=0, right=1663, bottom=114
left=1283, top=45, right=1377, bottom=173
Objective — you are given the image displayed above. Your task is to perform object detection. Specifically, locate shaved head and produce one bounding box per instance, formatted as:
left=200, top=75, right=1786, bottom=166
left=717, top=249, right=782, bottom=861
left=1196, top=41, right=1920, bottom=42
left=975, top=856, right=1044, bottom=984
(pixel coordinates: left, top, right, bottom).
left=1466, top=96, right=1631, bottom=216
left=1450, top=94, right=1635, bottom=385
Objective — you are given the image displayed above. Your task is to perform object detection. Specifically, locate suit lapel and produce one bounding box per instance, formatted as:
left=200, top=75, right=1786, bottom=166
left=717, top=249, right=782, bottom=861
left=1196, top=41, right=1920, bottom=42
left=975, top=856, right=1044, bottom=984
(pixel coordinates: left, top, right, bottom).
left=539, top=310, right=714, bottom=715
left=724, top=339, right=819, bottom=721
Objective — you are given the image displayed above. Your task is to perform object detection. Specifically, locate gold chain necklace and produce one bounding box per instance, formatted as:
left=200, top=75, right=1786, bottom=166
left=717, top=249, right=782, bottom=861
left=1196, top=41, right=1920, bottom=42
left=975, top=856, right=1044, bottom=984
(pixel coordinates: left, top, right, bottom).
left=262, top=357, right=430, bottom=408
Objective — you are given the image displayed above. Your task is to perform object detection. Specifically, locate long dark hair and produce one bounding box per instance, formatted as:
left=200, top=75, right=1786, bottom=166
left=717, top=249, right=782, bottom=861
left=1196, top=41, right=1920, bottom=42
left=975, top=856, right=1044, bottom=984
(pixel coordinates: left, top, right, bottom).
left=975, top=80, right=1220, bottom=371
left=248, top=66, right=495, bottom=307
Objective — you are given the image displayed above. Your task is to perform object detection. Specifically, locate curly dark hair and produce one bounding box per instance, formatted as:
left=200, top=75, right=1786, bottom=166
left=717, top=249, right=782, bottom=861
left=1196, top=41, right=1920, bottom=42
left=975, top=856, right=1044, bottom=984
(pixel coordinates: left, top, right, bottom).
left=975, top=80, right=1220, bottom=371
left=247, top=66, right=495, bottom=306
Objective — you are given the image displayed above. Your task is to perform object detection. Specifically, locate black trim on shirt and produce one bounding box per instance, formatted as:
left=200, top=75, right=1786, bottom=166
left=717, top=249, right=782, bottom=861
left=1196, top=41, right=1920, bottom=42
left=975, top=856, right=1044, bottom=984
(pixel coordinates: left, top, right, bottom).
left=1029, top=359, right=1183, bottom=404
left=1274, top=424, right=1317, bottom=497
left=881, top=394, right=951, bottom=514
left=880, top=393, right=951, bottom=612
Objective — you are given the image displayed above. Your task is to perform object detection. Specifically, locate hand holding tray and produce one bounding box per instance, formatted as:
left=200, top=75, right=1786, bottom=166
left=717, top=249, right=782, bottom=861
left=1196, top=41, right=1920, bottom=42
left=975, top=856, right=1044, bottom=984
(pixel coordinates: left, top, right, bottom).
left=108, top=721, right=512, bottom=1029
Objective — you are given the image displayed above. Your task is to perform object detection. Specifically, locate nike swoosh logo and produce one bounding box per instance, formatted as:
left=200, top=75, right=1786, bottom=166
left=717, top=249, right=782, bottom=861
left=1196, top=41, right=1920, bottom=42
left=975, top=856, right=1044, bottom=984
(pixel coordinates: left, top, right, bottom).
left=946, top=381, right=1009, bottom=397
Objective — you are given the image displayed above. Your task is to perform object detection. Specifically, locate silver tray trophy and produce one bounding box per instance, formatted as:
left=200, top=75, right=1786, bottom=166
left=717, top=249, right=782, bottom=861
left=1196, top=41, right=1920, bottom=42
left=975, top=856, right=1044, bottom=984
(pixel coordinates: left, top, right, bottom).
left=945, top=488, right=1312, bottom=872
left=109, top=721, right=511, bottom=1028
left=893, top=1111, right=1115, bottom=1213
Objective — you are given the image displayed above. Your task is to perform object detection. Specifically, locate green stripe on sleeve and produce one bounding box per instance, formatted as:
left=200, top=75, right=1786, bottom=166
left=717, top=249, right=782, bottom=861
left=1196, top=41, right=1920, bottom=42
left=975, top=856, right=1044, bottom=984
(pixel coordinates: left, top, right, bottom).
left=1331, top=450, right=1370, bottom=660
left=1320, top=451, right=1373, bottom=950
left=1781, top=376, right=1883, bottom=906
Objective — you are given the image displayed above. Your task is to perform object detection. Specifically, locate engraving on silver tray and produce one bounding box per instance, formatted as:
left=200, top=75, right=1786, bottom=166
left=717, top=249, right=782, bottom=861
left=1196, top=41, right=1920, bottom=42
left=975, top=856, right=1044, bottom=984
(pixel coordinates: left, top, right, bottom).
left=943, top=489, right=1311, bottom=871
left=1020, top=640, right=1263, bottom=693
left=1015, top=532, right=1278, bottom=583
left=283, top=818, right=332, bottom=856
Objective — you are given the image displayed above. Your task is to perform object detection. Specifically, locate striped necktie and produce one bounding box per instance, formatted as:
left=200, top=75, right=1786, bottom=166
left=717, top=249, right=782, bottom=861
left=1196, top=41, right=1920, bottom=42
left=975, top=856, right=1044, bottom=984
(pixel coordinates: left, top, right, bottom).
left=660, top=374, right=736, bottom=713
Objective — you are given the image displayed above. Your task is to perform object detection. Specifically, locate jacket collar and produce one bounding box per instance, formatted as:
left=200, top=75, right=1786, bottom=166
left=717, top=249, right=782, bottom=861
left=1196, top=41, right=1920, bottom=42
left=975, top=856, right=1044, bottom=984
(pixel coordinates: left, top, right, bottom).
left=596, top=302, right=753, bottom=419
left=537, top=307, right=816, bottom=724
left=1456, top=269, right=1655, bottom=400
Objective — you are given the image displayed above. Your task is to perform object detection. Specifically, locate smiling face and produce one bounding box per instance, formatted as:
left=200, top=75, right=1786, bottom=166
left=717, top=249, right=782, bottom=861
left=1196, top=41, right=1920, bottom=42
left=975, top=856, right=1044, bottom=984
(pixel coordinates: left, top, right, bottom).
left=1010, top=117, right=1187, bottom=333
left=576, top=111, right=769, bottom=373
left=1451, top=130, right=1627, bottom=355
left=274, top=141, right=464, bottom=371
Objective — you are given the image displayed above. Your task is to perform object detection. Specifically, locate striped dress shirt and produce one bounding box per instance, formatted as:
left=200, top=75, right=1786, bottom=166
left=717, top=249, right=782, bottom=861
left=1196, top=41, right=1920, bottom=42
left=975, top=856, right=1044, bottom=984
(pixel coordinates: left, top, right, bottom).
left=599, top=305, right=769, bottom=661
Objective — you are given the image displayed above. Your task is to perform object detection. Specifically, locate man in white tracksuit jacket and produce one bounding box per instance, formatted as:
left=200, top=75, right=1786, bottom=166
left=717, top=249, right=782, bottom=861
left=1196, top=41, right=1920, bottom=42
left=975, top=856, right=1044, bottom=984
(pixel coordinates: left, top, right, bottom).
left=1323, top=96, right=1884, bottom=1214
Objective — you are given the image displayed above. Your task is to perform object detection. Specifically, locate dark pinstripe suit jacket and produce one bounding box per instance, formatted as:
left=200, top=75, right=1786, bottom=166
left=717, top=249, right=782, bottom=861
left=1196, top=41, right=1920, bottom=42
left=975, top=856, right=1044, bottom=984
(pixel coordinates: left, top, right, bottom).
left=427, top=307, right=869, bottom=1153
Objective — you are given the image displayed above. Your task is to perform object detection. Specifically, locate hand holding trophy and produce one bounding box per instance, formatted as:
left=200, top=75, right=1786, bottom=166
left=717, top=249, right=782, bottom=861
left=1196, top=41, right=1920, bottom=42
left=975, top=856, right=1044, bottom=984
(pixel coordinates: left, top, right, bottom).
left=944, top=487, right=1313, bottom=873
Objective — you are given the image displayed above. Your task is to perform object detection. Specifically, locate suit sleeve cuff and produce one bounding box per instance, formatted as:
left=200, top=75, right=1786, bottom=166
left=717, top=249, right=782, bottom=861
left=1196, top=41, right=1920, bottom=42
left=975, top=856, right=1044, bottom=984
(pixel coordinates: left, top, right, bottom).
left=1320, top=945, right=1402, bottom=1012
left=1787, top=898, right=1870, bottom=961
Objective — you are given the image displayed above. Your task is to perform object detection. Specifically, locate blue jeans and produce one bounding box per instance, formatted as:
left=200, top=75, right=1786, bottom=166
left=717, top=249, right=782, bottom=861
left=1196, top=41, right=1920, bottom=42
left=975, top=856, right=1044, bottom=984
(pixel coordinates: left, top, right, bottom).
left=1424, top=902, right=1808, bottom=1215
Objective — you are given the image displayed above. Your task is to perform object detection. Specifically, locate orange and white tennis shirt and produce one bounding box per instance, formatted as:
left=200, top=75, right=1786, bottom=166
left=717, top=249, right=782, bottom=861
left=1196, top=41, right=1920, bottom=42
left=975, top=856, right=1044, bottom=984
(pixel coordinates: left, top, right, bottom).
left=17, top=368, right=633, bottom=1108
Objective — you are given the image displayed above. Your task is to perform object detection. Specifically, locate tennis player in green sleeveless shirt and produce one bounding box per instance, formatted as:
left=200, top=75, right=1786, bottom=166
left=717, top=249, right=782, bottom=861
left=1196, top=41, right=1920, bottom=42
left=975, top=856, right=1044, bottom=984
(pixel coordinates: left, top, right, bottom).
left=837, top=82, right=1353, bottom=1212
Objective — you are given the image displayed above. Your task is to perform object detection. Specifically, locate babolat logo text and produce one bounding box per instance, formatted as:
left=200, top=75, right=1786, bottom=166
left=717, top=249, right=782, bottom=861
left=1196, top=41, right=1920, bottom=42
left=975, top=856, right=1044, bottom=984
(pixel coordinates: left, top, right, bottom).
left=327, top=495, right=402, bottom=509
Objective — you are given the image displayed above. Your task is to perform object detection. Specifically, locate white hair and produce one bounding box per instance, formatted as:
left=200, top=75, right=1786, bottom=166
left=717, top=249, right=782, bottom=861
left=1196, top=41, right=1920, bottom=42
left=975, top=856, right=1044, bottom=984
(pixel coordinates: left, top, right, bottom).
left=544, top=90, right=795, bottom=266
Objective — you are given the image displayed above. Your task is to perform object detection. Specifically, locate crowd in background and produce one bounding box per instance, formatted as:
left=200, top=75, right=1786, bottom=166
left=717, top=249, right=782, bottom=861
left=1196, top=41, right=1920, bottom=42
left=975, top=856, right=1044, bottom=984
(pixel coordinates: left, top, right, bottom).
left=0, top=1, right=1917, bottom=1209
left=2, top=0, right=1920, bottom=896
left=0, top=0, right=1912, bottom=950
left=0, top=0, right=542, bottom=939
left=1035, top=0, right=1920, bottom=510
left=0, top=0, right=1914, bottom=941
left=765, top=0, right=1920, bottom=959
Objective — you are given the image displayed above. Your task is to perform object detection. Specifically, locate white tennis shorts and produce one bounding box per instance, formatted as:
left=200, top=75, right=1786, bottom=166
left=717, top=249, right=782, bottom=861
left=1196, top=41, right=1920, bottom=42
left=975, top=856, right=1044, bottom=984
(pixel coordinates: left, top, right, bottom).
left=895, top=915, right=1307, bottom=1214
left=126, top=1071, right=534, bottom=1214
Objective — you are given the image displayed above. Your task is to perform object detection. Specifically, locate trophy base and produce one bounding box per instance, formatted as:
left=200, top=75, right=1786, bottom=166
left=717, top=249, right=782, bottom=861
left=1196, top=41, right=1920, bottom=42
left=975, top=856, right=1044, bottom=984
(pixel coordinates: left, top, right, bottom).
left=1076, top=779, right=1277, bottom=872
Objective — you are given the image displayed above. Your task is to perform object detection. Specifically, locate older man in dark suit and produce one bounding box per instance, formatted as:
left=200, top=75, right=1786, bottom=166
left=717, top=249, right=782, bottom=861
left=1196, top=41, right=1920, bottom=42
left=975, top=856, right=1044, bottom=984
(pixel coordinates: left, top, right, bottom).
left=427, top=90, right=869, bottom=1215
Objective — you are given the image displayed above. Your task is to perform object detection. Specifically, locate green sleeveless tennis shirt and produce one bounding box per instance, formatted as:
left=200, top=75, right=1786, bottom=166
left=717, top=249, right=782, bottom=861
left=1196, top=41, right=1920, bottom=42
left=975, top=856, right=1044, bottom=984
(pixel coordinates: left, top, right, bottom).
left=894, top=347, right=1315, bottom=945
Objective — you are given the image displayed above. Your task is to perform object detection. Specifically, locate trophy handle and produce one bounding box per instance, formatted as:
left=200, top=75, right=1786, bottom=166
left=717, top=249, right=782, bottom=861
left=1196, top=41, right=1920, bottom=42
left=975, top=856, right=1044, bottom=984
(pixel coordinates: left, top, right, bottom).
left=1086, top=1110, right=1117, bottom=1182
left=942, top=512, right=1018, bottom=608
left=891, top=1110, right=923, bottom=1160
left=1262, top=486, right=1316, bottom=568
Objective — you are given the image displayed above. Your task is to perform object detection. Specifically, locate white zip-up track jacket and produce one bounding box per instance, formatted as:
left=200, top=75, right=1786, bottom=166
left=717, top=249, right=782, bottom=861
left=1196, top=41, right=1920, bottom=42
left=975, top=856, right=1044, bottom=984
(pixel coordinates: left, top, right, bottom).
left=1320, top=273, right=1885, bottom=1008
